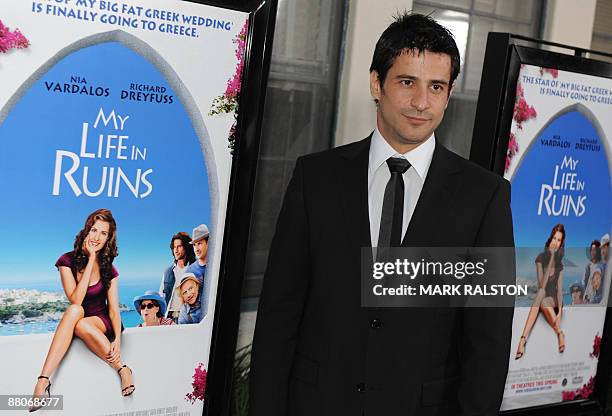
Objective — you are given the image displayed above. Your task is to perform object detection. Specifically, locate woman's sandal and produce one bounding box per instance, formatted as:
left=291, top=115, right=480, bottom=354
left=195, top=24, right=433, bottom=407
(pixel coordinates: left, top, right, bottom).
left=515, top=336, right=527, bottom=360
left=28, top=376, right=51, bottom=412
left=118, top=365, right=135, bottom=396
left=558, top=331, right=565, bottom=353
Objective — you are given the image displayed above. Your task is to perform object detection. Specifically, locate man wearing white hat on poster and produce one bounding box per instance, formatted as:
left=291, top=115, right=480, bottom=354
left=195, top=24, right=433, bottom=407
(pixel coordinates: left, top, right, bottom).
left=178, top=273, right=205, bottom=324
left=184, top=224, right=210, bottom=320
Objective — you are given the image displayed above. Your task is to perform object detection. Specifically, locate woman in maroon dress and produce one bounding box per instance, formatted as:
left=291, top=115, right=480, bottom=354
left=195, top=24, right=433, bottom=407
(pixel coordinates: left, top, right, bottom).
left=515, top=223, right=566, bottom=360
left=30, top=209, right=134, bottom=411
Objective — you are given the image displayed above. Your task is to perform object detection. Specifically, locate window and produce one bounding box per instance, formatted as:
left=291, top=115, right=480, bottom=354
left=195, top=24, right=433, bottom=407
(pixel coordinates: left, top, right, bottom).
left=241, top=0, right=346, bottom=301
left=591, top=0, right=612, bottom=63
left=412, top=0, right=544, bottom=156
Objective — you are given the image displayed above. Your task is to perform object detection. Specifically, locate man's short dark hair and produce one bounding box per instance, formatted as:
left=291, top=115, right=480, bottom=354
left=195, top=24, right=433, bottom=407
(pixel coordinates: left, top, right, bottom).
left=590, top=240, right=602, bottom=263
left=370, top=12, right=461, bottom=89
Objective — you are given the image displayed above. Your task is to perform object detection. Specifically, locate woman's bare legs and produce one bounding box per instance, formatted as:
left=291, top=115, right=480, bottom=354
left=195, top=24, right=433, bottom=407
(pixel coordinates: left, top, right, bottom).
left=32, top=304, right=84, bottom=398
left=515, top=289, right=546, bottom=359
left=540, top=297, right=564, bottom=352
left=74, top=316, right=134, bottom=395
left=74, top=317, right=112, bottom=360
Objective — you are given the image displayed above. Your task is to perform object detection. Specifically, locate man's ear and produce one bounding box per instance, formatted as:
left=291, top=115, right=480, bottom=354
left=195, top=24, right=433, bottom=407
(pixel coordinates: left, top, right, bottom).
left=445, top=80, right=456, bottom=109
left=370, top=70, right=382, bottom=103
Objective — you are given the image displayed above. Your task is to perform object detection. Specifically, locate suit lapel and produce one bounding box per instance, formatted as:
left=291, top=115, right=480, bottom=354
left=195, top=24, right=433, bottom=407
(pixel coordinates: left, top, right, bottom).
left=402, top=143, right=462, bottom=246
left=338, top=136, right=372, bottom=251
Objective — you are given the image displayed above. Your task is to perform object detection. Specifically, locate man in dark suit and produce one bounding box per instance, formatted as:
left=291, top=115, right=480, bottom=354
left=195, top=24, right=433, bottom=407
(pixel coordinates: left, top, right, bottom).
left=249, top=13, right=514, bottom=416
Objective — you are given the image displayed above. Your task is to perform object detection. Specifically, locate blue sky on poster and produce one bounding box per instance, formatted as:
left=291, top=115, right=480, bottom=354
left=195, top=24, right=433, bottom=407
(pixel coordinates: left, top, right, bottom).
left=0, top=41, right=210, bottom=282
left=511, top=110, right=611, bottom=249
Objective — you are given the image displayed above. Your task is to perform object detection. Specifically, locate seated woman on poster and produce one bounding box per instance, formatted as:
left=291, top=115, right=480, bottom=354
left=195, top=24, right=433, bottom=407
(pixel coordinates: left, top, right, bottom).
left=583, top=240, right=603, bottom=304
left=178, top=273, right=204, bottom=324
left=133, top=290, right=175, bottom=327
left=30, top=209, right=134, bottom=412
left=515, top=224, right=566, bottom=360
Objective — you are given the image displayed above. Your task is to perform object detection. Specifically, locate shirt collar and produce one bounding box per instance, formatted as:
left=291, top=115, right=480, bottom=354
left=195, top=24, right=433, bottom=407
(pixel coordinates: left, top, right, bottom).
left=369, top=128, right=436, bottom=180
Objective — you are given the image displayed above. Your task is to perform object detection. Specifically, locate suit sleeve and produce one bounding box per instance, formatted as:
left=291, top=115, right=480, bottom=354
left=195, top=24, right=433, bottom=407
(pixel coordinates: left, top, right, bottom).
left=249, top=157, right=311, bottom=416
left=459, top=179, right=515, bottom=415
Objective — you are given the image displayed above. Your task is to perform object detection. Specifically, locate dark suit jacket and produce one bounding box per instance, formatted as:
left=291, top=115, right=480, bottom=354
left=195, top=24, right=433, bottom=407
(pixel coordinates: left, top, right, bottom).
left=249, top=137, right=515, bottom=416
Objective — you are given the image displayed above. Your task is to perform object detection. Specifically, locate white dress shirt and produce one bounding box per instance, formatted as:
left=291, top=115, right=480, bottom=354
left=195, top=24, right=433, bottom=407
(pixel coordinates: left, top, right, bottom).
left=368, top=128, right=436, bottom=247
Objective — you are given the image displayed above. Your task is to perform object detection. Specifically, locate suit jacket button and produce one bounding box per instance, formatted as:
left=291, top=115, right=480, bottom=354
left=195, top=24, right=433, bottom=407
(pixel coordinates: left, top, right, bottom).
left=370, top=319, right=382, bottom=329
left=356, top=382, right=366, bottom=392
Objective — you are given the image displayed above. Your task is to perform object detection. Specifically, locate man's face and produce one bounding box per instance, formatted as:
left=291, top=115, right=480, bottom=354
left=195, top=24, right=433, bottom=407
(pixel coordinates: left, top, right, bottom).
left=193, top=238, right=208, bottom=261
left=602, top=243, right=609, bottom=261
left=172, top=239, right=185, bottom=261
left=181, top=280, right=199, bottom=305
left=571, top=289, right=582, bottom=304
left=590, top=244, right=598, bottom=261
left=592, top=272, right=602, bottom=291
left=370, top=49, right=454, bottom=153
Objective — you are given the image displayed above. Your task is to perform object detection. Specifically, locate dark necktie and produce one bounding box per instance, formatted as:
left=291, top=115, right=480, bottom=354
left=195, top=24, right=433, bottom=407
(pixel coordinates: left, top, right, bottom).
left=377, top=157, right=411, bottom=252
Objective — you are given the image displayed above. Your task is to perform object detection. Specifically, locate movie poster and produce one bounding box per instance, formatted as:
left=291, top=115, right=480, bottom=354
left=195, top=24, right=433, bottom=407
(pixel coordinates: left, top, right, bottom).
left=501, top=64, right=612, bottom=410
left=0, top=1, right=247, bottom=414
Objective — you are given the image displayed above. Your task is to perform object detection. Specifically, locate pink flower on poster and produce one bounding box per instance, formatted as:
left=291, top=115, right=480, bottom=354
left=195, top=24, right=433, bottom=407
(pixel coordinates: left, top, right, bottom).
left=513, top=82, right=537, bottom=128
left=590, top=334, right=601, bottom=358
left=539, top=67, right=559, bottom=78
left=0, top=20, right=30, bottom=54
left=185, top=362, right=208, bottom=404
left=505, top=132, right=519, bottom=172
left=505, top=78, right=537, bottom=172
left=562, top=377, right=595, bottom=401
left=562, top=333, right=601, bottom=401
left=209, top=19, right=249, bottom=153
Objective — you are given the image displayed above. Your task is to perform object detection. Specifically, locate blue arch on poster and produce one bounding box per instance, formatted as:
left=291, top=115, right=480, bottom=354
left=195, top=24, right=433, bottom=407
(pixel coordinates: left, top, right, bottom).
left=510, top=105, right=611, bottom=284
left=0, top=33, right=214, bottom=291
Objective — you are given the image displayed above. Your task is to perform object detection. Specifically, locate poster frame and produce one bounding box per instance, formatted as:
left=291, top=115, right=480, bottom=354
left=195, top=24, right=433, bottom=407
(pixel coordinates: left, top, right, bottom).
left=470, top=32, right=612, bottom=416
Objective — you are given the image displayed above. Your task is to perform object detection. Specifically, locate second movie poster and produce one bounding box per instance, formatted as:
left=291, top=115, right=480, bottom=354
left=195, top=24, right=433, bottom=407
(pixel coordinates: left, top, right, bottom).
left=501, top=64, right=612, bottom=410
